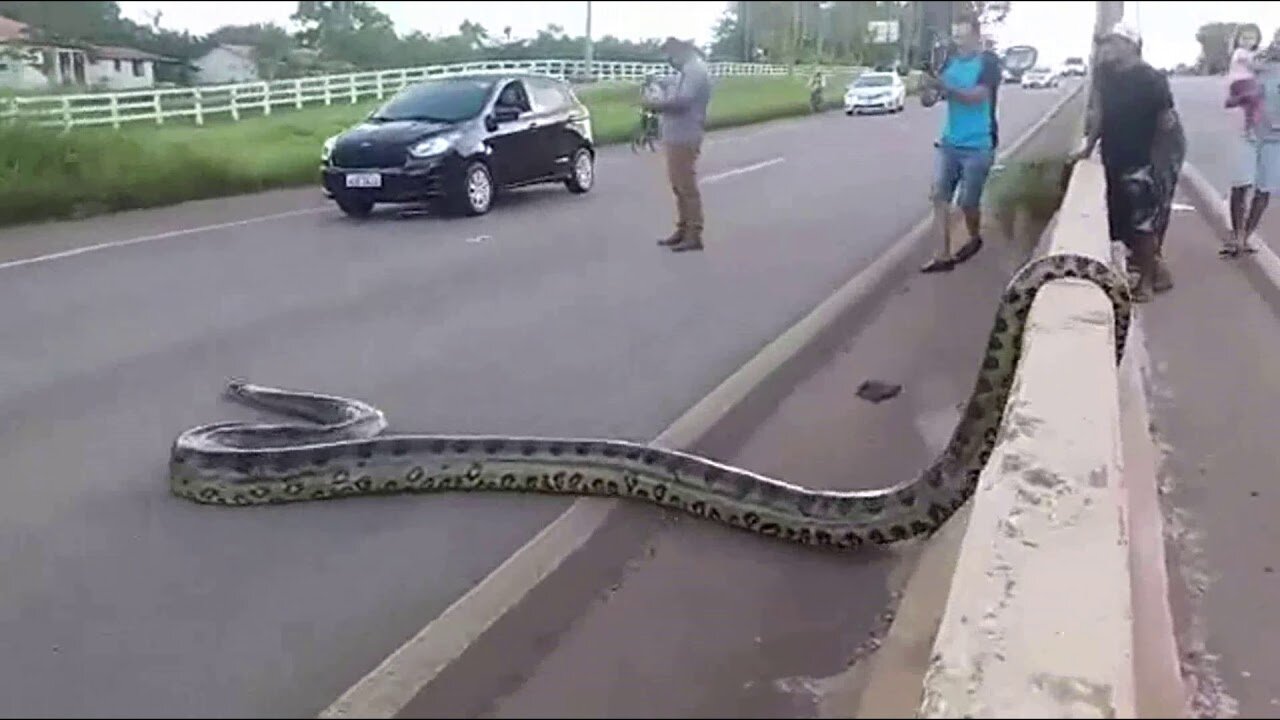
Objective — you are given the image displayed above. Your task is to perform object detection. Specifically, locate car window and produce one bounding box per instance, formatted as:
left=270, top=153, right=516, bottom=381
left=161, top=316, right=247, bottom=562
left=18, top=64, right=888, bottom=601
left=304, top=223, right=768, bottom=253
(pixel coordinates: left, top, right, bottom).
left=370, top=78, right=495, bottom=123
left=527, top=77, right=571, bottom=112
left=854, top=75, right=894, bottom=88
left=496, top=81, right=532, bottom=113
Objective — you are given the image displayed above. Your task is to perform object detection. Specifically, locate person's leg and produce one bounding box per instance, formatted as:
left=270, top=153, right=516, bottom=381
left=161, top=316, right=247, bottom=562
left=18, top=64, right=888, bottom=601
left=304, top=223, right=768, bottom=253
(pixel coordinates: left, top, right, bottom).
left=923, top=144, right=963, bottom=273
left=1241, top=141, right=1280, bottom=253
left=670, top=142, right=704, bottom=252
left=953, top=146, right=994, bottom=264
left=659, top=143, right=688, bottom=246
left=1124, top=165, right=1161, bottom=302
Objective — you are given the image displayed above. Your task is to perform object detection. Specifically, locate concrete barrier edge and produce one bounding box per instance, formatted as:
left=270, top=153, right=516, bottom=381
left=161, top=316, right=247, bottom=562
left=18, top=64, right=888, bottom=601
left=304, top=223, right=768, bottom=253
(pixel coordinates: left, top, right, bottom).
left=919, top=160, right=1137, bottom=718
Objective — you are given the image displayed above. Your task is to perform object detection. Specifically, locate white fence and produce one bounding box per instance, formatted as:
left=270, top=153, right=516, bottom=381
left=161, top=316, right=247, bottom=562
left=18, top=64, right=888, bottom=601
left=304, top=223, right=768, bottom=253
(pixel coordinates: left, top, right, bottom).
left=0, top=58, right=865, bottom=131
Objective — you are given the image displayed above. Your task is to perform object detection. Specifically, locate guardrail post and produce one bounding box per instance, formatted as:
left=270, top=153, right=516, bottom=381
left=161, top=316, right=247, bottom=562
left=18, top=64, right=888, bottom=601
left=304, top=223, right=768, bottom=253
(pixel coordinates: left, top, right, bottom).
left=294, top=78, right=303, bottom=109
left=60, top=96, right=71, bottom=130
left=193, top=88, right=203, bottom=126
left=376, top=71, right=385, bottom=99
left=109, top=94, right=120, bottom=130
left=323, top=75, right=332, bottom=106
left=349, top=74, right=357, bottom=104
left=261, top=82, right=271, bottom=116
left=230, top=86, right=240, bottom=121
left=153, top=93, right=164, bottom=125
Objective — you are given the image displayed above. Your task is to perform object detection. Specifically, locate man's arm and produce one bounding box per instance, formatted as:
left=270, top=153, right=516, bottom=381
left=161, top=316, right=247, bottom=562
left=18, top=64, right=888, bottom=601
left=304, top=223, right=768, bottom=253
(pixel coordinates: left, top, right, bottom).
left=940, top=56, right=996, bottom=105
left=644, top=64, right=706, bottom=113
left=1154, top=72, right=1177, bottom=132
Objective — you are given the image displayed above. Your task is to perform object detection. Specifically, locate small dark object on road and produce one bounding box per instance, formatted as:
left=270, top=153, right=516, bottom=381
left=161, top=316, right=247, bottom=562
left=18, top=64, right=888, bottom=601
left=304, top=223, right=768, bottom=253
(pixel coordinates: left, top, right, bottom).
left=856, top=380, right=902, bottom=403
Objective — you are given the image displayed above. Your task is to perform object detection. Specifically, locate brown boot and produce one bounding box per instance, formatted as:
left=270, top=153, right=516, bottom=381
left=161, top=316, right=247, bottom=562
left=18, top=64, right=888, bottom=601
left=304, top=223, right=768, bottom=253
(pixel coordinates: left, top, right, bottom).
left=657, top=230, right=683, bottom=246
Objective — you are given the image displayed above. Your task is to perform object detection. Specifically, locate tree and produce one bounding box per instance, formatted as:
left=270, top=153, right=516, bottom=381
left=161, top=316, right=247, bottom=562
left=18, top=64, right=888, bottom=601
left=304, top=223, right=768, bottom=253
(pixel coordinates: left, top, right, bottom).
left=1195, top=22, right=1239, bottom=75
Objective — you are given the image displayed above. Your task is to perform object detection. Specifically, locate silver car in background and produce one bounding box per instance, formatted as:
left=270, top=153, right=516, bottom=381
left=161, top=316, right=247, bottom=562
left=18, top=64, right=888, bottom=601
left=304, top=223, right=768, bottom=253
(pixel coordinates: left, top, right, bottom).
left=843, top=72, right=906, bottom=115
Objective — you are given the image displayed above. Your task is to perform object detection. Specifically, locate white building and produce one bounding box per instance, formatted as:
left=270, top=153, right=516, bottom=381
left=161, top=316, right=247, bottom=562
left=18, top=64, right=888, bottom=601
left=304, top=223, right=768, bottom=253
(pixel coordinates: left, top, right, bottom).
left=0, top=15, right=173, bottom=91
left=193, top=44, right=259, bottom=86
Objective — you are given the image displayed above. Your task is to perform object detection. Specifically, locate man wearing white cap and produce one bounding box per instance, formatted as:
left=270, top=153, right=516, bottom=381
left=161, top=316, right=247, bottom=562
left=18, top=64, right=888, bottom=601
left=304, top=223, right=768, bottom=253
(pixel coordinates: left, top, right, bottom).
left=1072, top=22, right=1180, bottom=302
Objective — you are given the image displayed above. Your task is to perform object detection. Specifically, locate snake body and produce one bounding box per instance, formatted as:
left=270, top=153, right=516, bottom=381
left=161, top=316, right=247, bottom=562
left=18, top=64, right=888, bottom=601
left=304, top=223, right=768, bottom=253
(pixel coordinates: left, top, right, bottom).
left=170, top=252, right=1130, bottom=550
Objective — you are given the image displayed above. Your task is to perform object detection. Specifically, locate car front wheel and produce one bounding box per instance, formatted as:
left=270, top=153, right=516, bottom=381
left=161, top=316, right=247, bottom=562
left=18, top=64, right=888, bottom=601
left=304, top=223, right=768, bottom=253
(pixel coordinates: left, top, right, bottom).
left=446, top=161, right=493, bottom=217
left=565, top=146, right=594, bottom=194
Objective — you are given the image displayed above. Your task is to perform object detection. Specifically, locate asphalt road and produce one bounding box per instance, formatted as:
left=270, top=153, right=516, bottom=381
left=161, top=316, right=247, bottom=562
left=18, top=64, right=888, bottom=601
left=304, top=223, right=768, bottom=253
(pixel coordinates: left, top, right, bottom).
left=0, top=86, right=1064, bottom=718
left=1176, top=75, right=1253, bottom=197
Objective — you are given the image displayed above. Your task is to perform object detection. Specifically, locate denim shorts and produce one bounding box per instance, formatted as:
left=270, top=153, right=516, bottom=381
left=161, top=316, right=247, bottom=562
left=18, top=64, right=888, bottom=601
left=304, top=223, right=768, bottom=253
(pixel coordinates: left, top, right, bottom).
left=932, top=143, right=995, bottom=210
left=1234, top=136, right=1280, bottom=194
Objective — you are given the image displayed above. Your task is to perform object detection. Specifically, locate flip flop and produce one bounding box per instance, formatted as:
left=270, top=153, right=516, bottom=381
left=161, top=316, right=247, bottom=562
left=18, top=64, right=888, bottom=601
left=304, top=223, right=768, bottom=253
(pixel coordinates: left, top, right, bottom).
left=953, top=237, right=984, bottom=265
left=920, top=257, right=956, bottom=274
left=1219, top=244, right=1242, bottom=258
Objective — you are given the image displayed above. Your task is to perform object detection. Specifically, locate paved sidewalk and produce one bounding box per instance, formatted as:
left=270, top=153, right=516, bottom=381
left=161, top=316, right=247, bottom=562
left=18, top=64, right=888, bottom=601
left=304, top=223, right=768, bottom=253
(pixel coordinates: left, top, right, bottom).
left=1135, top=202, right=1280, bottom=718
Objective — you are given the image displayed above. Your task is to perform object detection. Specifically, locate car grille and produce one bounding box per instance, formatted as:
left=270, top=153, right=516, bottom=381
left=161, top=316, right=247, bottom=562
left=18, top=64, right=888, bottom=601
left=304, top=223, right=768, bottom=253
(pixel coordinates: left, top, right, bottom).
left=331, top=143, right=406, bottom=169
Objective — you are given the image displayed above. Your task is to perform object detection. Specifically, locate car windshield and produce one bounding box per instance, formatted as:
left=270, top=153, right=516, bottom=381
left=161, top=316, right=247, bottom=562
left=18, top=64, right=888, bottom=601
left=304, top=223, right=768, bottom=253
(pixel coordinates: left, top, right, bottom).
left=370, top=79, right=495, bottom=123
left=853, top=75, right=894, bottom=88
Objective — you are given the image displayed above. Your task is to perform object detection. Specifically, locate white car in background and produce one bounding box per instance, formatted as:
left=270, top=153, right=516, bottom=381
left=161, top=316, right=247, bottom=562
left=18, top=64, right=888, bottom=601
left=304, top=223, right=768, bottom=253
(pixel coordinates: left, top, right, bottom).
left=844, top=72, right=906, bottom=115
left=1020, top=66, right=1060, bottom=89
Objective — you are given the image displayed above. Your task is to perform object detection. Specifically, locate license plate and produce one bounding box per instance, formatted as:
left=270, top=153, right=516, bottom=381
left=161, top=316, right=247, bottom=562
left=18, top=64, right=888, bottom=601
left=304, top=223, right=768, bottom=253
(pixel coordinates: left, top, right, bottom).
left=345, top=172, right=382, bottom=189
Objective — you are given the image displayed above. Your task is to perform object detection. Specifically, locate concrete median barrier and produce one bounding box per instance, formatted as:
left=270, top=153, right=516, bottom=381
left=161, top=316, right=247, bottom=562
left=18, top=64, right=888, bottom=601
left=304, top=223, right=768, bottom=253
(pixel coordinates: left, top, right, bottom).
left=918, top=159, right=1139, bottom=718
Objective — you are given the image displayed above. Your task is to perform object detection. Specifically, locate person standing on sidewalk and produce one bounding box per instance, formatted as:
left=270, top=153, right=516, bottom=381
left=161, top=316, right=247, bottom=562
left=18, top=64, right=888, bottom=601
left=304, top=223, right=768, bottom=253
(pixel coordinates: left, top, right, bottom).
left=646, top=37, right=713, bottom=253
left=1071, top=22, right=1179, bottom=302
left=1225, top=27, right=1280, bottom=257
left=918, top=16, right=1002, bottom=274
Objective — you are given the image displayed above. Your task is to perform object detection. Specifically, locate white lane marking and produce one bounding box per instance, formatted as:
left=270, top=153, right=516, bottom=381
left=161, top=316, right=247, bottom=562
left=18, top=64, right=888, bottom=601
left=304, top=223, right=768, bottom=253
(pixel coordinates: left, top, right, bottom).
left=0, top=206, right=329, bottom=272
left=703, top=157, right=785, bottom=185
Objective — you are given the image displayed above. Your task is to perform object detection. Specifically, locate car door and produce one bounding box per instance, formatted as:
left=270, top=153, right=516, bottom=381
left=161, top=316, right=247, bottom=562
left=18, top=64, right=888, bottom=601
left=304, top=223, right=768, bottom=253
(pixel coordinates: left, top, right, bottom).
left=485, top=80, right=539, bottom=185
left=525, top=77, right=575, bottom=177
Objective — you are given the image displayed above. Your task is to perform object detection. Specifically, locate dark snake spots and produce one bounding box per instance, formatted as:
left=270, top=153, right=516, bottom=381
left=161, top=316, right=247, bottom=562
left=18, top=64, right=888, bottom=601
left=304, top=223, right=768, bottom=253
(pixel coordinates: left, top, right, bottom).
left=982, top=356, right=1001, bottom=371
left=332, top=469, right=350, bottom=483
left=483, top=440, right=505, bottom=454
left=868, top=529, right=888, bottom=544
left=354, top=476, right=373, bottom=492
left=249, top=486, right=271, bottom=499
left=759, top=522, right=781, bottom=537
left=690, top=501, right=707, bottom=517
left=382, top=480, right=398, bottom=492
left=520, top=443, right=537, bottom=457
left=742, top=512, right=761, bottom=529
left=406, top=466, right=425, bottom=484
left=500, top=473, right=519, bottom=489
left=890, top=525, right=909, bottom=541
left=651, top=484, right=667, bottom=502
left=285, top=482, right=305, bottom=495
left=391, top=441, right=412, bottom=457
left=911, top=520, right=933, bottom=535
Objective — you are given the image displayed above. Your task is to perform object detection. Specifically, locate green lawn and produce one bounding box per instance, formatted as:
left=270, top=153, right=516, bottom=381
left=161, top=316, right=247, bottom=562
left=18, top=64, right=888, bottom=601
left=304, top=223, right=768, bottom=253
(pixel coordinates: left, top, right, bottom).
left=0, top=72, right=866, bottom=228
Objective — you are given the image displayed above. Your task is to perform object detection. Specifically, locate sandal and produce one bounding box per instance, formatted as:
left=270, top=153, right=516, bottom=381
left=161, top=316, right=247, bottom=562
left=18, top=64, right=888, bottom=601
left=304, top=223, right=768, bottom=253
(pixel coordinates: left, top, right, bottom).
left=920, top=257, right=956, bottom=274
left=953, top=236, right=984, bottom=265
left=1219, top=243, right=1242, bottom=258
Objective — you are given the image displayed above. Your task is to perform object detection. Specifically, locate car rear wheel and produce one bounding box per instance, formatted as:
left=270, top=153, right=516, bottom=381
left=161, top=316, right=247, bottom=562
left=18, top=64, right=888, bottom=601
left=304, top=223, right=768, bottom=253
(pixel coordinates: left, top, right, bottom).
left=447, top=161, right=493, bottom=217
left=565, top=147, right=594, bottom=194
left=335, top=194, right=374, bottom=219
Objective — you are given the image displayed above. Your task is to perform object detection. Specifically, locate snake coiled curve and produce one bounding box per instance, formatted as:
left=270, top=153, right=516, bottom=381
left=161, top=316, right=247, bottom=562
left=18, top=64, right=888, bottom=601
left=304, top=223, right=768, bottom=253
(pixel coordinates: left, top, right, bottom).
left=169, top=252, right=1130, bottom=550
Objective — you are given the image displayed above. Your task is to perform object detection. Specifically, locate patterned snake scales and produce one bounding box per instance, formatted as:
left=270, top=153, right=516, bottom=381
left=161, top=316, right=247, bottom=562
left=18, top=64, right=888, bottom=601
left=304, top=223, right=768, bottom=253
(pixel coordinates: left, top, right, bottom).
left=170, top=253, right=1130, bottom=550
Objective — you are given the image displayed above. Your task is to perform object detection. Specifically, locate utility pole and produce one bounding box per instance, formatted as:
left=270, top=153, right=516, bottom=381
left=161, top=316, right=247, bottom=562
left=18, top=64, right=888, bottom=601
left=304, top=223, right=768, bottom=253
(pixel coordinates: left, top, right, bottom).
left=584, top=1, right=594, bottom=81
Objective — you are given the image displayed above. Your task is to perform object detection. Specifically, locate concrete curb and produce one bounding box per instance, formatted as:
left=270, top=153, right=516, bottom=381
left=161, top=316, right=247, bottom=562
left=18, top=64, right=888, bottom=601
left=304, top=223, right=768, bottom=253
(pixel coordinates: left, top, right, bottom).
left=318, top=82, right=1087, bottom=720
left=919, top=160, right=1137, bottom=718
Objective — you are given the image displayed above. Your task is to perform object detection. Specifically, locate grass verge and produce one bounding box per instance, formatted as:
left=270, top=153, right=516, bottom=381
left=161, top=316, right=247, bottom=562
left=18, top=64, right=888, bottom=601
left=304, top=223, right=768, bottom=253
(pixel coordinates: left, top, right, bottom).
left=0, top=73, right=863, bottom=228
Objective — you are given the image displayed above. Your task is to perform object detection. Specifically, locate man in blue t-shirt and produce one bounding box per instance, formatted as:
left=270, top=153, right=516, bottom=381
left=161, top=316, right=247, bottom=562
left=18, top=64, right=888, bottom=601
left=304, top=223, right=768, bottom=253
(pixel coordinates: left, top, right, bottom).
left=920, top=16, right=1002, bottom=274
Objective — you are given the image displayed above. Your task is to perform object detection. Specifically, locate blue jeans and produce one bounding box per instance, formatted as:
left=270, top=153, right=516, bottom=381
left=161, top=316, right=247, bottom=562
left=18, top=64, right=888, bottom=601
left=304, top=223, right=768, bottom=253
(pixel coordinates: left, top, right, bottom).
left=932, top=143, right=995, bottom=211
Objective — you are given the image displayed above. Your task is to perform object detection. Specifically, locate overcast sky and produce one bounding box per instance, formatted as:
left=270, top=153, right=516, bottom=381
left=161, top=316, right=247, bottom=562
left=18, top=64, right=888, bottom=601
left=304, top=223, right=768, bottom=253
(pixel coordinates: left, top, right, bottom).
left=116, top=1, right=1280, bottom=70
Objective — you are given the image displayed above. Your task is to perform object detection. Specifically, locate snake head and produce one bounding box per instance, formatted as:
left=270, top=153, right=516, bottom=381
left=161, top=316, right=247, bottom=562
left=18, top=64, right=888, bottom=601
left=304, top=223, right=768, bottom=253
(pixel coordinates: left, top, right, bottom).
left=225, top=377, right=250, bottom=397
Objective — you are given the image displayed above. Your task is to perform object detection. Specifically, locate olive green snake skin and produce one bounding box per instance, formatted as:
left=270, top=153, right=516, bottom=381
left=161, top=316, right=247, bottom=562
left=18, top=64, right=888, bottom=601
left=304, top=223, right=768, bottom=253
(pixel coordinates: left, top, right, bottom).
left=169, top=252, right=1130, bottom=550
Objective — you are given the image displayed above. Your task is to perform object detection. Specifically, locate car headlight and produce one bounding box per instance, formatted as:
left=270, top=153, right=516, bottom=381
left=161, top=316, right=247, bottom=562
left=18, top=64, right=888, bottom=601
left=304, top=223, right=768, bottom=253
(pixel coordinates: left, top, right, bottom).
left=408, top=134, right=456, bottom=159
left=321, top=135, right=337, bottom=162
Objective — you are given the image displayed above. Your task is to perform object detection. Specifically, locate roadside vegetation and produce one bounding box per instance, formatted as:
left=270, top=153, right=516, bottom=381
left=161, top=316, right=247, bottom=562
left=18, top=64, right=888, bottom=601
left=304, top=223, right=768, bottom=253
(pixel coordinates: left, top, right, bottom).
left=0, top=73, right=865, bottom=227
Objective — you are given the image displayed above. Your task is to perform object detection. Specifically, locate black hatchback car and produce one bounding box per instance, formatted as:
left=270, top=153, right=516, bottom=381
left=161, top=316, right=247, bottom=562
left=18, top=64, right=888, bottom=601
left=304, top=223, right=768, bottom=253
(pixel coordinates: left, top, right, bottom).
left=321, top=73, right=596, bottom=218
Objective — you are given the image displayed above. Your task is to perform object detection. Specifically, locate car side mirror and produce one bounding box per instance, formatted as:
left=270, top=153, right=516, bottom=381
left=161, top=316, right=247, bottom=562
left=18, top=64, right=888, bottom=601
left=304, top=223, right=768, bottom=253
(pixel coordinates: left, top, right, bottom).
left=492, top=106, right=520, bottom=124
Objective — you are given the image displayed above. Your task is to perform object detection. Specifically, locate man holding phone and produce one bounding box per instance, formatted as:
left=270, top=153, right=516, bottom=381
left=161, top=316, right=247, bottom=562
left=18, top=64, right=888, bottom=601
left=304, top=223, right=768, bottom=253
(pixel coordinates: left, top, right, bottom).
left=919, top=16, right=1003, bottom=274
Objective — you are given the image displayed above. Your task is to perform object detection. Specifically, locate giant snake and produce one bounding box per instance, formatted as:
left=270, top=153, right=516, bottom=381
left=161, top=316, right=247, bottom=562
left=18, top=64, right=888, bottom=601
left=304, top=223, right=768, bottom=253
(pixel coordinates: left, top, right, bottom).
left=169, top=252, right=1130, bottom=550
